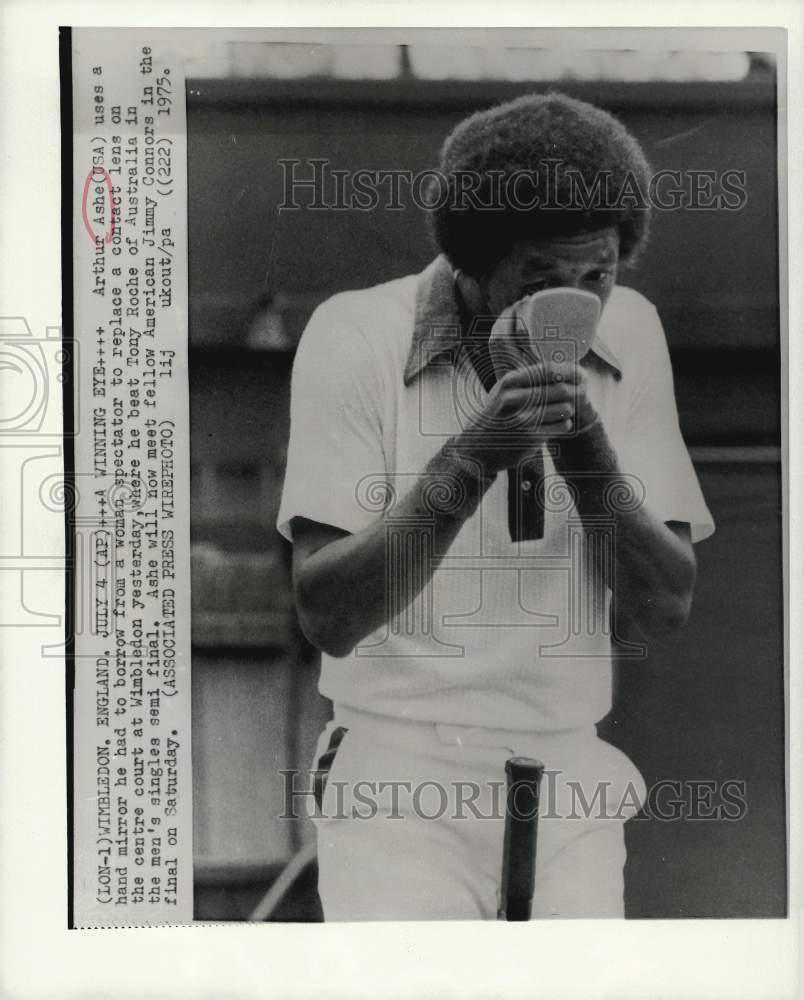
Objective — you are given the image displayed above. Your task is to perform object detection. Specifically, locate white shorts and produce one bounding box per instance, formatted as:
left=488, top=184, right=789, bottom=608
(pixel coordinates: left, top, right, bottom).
left=309, top=705, right=647, bottom=921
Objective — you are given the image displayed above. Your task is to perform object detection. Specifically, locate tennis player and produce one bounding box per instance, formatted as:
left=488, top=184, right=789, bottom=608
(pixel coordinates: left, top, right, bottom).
left=277, top=92, right=714, bottom=920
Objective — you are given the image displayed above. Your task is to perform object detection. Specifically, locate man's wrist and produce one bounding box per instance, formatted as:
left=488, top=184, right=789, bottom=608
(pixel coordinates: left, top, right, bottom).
left=573, top=396, right=604, bottom=438
left=555, top=403, right=617, bottom=476
left=426, top=438, right=496, bottom=519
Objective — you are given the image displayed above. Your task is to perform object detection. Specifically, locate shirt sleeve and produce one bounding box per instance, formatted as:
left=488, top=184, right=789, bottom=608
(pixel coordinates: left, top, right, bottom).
left=276, top=299, right=387, bottom=542
left=617, top=303, right=715, bottom=544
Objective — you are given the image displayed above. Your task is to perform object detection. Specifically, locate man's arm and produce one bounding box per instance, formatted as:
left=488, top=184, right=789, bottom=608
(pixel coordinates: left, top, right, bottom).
left=612, top=521, right=694, bottom=643
left=291, top=357, right=696, bottom=656
left=552, top=393, right=697, bottom=642
left=291, top=364, right=577, bottom=657
left=290, top=447, right=491, bottom=657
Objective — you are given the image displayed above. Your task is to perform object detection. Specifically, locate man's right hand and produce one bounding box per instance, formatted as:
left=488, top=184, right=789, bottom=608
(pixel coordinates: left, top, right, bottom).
left=451, top=361, right=582, bottom=477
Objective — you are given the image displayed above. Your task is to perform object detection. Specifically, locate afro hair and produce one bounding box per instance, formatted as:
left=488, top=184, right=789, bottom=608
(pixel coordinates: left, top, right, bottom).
left=428, top=91, right=652, bottom=279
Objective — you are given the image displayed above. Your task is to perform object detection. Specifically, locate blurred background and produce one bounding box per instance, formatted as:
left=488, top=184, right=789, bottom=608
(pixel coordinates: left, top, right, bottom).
left=186, top=37, right=784, bottom=920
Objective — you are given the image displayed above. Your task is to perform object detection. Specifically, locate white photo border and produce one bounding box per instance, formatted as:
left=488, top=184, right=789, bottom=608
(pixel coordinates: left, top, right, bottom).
left=0, top=5, right=800, bottom=999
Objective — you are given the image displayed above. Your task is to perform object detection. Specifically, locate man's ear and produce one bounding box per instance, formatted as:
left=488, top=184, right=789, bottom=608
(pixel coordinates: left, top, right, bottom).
left=453, top=268, right=489, bottom=316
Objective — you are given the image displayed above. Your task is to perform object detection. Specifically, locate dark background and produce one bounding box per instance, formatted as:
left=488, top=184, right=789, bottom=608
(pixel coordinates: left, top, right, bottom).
left=187, top=65, right=785, bottom=919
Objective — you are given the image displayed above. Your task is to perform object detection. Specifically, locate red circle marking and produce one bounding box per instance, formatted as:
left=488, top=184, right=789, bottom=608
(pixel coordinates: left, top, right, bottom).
left=81, top=167, right=117, bottom=244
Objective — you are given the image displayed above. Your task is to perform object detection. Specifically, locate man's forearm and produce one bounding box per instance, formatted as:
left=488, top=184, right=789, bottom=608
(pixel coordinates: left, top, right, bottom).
left=295, top=441, right=495, bottom=657
left=552, top=413, right=696, bottom=639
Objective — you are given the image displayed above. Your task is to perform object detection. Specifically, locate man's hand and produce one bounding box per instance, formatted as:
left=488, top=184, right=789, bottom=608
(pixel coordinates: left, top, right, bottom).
left=451, top=361, right=593, bottom=476
left=451, top=351, right=696, bottom=644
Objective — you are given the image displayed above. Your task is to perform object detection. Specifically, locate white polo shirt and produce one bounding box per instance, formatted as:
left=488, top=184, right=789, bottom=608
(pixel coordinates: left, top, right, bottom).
left=277, top=256, right=714, bottom=732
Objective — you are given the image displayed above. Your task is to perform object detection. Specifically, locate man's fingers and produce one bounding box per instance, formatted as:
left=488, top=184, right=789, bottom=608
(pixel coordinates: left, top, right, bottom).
left=522, top=417, right=575, bottom=441
left=497, top=362, right=582, bottom=389
left=503, top=399, right=575, bottom=425
left=495, top=384, right=576, bottom=410
left=474, top=397, right=575, bottom=431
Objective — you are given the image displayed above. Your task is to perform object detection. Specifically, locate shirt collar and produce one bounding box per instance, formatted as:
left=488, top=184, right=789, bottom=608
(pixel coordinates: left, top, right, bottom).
left=403, top=255, right=623, bottom=386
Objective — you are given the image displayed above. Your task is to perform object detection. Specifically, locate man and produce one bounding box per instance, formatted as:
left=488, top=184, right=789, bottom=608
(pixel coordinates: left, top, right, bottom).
left=277, top=92, right=714, bottom=920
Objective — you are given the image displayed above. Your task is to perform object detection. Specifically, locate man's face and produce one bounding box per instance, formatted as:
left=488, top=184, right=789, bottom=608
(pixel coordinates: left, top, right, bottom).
left=481, top=227, right=620, bottom=316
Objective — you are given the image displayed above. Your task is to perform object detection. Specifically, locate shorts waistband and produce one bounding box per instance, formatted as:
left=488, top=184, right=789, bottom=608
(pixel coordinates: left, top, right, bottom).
left=332, top=703, right=596, bottom=751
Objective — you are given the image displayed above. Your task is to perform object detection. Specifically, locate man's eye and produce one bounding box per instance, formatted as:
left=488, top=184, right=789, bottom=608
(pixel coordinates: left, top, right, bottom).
left=585, top=270, right=612, bottom=284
